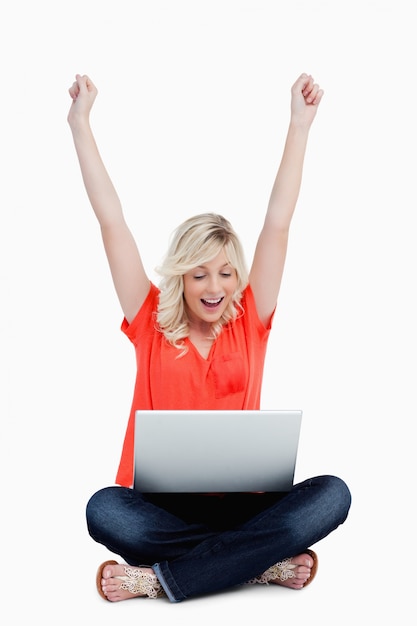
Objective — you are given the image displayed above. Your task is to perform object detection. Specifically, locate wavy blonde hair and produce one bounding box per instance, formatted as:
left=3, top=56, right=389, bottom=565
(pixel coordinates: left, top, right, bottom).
left=155, top=213, right=249, bottom=354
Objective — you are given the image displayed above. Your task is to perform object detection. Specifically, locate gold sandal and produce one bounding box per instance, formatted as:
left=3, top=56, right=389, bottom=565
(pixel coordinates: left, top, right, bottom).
left=247, top=549, right=318, bottom=588
left=96, top=560, right=165, bottom=600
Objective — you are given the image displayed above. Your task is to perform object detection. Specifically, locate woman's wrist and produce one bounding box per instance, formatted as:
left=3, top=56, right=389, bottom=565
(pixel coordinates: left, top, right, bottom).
left=68, top=114, right=93, bottom=137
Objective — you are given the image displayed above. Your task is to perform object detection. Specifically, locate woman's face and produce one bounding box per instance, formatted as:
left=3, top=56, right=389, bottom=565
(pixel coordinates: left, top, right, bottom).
left=183, top=249, right=238, bottom=327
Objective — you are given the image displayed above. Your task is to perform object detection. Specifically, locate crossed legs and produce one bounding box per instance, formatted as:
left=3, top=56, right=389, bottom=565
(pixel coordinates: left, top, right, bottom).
left=87, top=475, right=351, bottom=602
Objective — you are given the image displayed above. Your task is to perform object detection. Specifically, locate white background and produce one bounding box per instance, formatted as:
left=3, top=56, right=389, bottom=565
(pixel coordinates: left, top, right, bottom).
left=1, top=0, right=415, bottom=622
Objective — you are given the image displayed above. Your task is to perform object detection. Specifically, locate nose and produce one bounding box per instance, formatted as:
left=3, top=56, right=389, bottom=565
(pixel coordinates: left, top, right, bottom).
left=207, top=274, right=220, bottom=293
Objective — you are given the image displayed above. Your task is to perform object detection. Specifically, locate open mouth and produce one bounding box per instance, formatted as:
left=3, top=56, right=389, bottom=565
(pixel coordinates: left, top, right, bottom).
left=201, top=297, right=224, bottom=308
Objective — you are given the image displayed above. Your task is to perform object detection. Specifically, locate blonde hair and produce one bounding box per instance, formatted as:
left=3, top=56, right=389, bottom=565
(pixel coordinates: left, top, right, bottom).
left=156, top=213, right=249, bottom=354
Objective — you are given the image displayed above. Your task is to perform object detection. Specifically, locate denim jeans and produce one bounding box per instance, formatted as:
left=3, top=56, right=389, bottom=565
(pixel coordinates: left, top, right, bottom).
left=87, top=475, right=351, bottom=602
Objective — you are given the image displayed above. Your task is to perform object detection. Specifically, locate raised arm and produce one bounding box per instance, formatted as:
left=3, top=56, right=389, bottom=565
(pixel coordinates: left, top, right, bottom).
left=249, top=73, right=324, bottom=325
left=67, top=74, right=150, bottom=322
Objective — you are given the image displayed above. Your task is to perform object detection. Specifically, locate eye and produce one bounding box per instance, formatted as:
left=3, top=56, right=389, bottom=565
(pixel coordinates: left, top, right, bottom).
left=220, top=272, right=232, bottom=278
left=193, top=274, right=205, bottom=280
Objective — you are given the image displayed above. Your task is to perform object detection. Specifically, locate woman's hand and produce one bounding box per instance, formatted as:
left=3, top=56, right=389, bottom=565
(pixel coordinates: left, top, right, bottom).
left=67, top=74, right=98, bottom=128
left=290, top=73, right=324, bottom=128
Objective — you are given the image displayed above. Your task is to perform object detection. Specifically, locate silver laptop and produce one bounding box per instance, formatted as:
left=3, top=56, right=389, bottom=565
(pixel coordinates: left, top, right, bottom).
left=133, top=410, right=302, bottom=493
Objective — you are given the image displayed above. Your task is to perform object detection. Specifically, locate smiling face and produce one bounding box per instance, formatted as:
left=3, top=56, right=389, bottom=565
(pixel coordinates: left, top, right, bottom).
left=183, top=249, right=238, bottom=329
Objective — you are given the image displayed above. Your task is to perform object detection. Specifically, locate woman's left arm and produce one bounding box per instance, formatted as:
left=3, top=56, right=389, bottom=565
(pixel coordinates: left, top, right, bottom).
left=249, top=73, right=323, bottom=326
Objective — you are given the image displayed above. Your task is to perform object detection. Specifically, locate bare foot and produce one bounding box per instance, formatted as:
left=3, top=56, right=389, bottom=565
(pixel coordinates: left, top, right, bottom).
left=269, top=553, right=315, bottom=589
left=98, top=561, right=163, bottom=601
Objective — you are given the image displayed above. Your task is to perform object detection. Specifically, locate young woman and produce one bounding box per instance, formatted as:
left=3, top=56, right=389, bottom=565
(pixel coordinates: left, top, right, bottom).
left=68, top=73, right=351, bottom=603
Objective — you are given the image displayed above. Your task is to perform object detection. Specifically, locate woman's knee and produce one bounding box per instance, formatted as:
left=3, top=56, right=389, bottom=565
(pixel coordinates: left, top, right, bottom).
left=320, top=475, right=352, bottom=521
left=85, top=486, right=167, bottom=560
left=86, top=486, right=129, bottom=536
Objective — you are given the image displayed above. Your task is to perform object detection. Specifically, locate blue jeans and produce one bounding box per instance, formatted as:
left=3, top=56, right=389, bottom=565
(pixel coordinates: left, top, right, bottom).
left=87, top=475, right=351, bottom=602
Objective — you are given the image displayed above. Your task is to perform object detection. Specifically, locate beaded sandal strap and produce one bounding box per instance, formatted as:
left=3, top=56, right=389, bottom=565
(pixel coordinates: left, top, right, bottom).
left=246, top=558, right=296, bottom=585
left=115, top=566, right=165, bottom=598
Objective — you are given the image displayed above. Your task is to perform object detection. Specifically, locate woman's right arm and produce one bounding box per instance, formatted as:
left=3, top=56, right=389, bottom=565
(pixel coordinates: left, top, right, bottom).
left=67, top=74, right=150, bottom=323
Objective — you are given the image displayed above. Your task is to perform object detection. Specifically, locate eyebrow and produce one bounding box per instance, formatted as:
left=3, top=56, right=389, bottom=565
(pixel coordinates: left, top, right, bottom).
left=195, top=263, right=232, bottom=270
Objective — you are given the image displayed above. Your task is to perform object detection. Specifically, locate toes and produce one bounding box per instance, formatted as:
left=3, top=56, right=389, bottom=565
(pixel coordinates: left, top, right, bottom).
left=102, top=564, right=117, bottom=579
left=102, top=579, right=120, bottom=592
left=289, top=554, right=313, bottom=568
left=291, top=583, right=305, bottom=589
left=290, top=572, right=310, bottom=588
